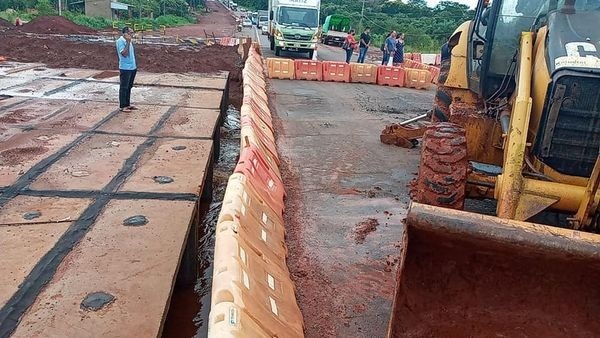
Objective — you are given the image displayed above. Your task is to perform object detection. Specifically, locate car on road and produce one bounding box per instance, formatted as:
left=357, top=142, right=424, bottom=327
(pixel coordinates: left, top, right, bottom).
left=261, top=25, right=268, bottom=35
left=242, top=19, right=253, bottom=27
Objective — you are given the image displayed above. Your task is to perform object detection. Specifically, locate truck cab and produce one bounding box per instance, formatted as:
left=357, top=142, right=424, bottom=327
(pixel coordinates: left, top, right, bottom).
left=268, top=0, right=321, bottom=59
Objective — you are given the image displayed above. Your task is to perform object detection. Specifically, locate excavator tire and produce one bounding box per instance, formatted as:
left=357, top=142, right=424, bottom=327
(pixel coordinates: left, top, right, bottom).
left=412, top=122, right=467, bottom=210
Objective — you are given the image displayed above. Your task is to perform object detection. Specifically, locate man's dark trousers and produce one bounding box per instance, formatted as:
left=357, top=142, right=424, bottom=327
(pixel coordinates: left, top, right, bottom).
left=119, top=69, right=137, bottom=109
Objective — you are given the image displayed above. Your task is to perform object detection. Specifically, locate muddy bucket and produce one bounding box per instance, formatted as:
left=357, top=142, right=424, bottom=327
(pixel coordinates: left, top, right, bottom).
left=388, top=202, right=600, bottom=337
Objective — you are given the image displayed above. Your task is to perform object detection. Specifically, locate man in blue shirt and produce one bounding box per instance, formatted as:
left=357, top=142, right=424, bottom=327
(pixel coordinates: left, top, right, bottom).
left=116, top=27, right=138, bottom=112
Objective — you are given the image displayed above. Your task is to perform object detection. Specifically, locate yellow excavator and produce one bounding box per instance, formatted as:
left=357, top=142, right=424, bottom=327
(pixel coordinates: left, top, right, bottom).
left=389, top=0, right=600, bottom=336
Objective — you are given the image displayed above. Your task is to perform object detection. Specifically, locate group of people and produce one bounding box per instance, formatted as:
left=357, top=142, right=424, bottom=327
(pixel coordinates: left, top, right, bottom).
left=342, top=27, right=373, bottom=64
left=342, top=28, right=405, bottom=66
left=382, top=31, right=405, bottom=66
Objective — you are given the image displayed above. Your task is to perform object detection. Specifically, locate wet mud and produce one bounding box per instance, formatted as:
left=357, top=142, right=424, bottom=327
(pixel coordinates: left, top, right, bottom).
left=352, top=218, right=379, bottom=244
left=390, top=228, right=600, bottom=337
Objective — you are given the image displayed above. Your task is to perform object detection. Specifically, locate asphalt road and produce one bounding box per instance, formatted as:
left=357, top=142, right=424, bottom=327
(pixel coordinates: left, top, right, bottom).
left=243, top=26, right=381, bottom=63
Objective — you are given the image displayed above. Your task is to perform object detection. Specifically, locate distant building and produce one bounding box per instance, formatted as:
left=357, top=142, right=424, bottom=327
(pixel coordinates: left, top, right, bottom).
left=84, top=0, right=131, bottom=19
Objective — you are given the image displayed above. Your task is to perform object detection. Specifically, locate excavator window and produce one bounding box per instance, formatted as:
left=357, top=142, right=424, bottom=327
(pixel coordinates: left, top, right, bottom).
left=471, top=0, right=549, bottom=98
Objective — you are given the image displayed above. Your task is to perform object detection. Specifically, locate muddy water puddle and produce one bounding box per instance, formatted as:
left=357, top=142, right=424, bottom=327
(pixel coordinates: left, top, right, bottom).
left=162, top=106, right=240, bottom=338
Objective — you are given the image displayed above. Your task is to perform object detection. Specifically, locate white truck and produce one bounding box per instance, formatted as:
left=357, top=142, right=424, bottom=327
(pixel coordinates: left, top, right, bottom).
left=268, top=0, right=321, bottom=59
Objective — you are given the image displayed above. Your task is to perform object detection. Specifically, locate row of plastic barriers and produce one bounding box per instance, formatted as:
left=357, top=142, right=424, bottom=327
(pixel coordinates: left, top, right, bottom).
left=207, top=45, right=305, bottom=337
left=266, top=58, right=439, bottom=90
left=405, top=52, right=442, bottom=66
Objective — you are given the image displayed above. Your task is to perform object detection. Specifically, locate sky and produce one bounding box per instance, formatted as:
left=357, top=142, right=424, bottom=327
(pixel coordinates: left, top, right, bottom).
left=425, top=0, right=478, bottom=8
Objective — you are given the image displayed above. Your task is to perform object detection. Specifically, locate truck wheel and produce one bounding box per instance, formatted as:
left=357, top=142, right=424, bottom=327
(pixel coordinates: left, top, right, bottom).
left=308, top=50, right=314, bottom=59
left=270, top=36, right=275, bottom=51
left=275, top=46, right=281, bottom=56
left=411, top=122, right=468, bottom=210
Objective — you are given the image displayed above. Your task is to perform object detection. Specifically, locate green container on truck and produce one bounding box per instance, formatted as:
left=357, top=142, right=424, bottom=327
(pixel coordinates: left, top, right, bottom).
left=268, top=0, right=321, bottom=59
left=321, top=14, right=351, bottom=46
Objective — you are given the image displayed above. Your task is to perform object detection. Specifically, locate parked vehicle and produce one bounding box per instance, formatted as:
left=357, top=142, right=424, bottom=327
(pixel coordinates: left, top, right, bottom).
left=268, top=0, right=321, bottom=59
left=321, top=15, right=351, bottom=46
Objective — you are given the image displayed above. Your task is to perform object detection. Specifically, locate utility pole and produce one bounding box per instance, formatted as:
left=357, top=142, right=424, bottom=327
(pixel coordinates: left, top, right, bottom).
left=360, top=0, right=365, bottom=32
left=58, top=0, right=62, bottom=16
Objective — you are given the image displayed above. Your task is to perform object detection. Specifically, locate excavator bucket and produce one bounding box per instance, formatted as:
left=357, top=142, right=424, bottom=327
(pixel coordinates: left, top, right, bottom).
left=387, top=202, right=600, bottom=337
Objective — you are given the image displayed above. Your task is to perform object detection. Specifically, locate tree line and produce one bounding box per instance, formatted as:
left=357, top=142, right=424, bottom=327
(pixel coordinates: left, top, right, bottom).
left=234, top=0, right=474, bottom=52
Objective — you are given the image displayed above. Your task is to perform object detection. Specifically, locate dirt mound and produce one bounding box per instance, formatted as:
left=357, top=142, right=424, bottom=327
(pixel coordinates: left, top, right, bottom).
left=19, top=16, right=96, bottom=34
left=0, top=18, right=12, bottom=28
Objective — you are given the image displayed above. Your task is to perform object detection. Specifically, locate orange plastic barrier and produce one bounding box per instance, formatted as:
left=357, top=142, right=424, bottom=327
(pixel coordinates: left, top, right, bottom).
left=211, top=236, right=303, bottom=338
left=322, top=61, right=351, bottom=83
left=241, top=114, right=275, bottom=143
left=267, top=58, right=295, bottom=80
left=435, top=54, right=442, bottom=66
left=294, top=60, right=322, bottom=81
left=405, top=68, right=432, bottom=90
left=428, top=66, right=441, bottom=84
left=377, top=66, right=405, bottom=87
left=234, top=145, right=285, bottom=212
left=350, top=63, right=377, bottom=84
left=243, top=96, right=273, bottom=130
left=220, top=173, right=285, bottom=236
left=209, top=45, right=304, bottom=338
left=411, top=53, right=422, bottom=63
left=218, top=179, right=285, bottom=261
left=405, top=52, right=413, bottom=61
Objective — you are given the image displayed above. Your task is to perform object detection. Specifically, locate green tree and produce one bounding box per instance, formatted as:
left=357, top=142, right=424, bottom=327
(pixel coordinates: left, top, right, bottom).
left=35, top=0, right=56, bottom=15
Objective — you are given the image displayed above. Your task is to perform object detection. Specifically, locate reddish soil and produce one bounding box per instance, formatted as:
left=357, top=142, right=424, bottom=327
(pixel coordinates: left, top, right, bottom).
left=0, top=146, right=48, bottom=165
left=390, top=228, right=600, bottom=337
left=165, top=0, right=237, bottom=38
left=277, top=156, right=338, bottom=336
left=0, top=18, right=12, bottom=28
left=0, top=32, right=243, bottom=107
left=18, top=16, right=96, bottom=35
left=352, top=218, right=379, bottom=244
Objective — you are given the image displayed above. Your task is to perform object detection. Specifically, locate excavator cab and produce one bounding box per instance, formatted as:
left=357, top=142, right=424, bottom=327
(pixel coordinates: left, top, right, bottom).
left=389, top=0, right=600, bottom=336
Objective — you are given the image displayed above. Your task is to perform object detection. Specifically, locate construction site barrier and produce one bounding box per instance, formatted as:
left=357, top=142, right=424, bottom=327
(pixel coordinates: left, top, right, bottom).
left=428, top=65, right=441, bottom=84
left=377, top=66, right=405, bottom=87
left=411, top=53, right=422, bottom=63
left=209, top=46, right=305, bottom=338
left=405, top=68, right=432, bottom=90
left=435, top=54, right=442, bottom=66
left=350, top=63, right=377, bottom=84
left=421, top=53, right=438, bottom=65
left=322, top=61, right=351, bottom=83
left=294, top=60, right=323, bottom=81
left=267, top=58, right=295, bottom=80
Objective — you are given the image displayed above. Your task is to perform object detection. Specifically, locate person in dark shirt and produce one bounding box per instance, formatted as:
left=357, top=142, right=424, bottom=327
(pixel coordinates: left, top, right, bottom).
left=357, top=27, right=371, bottom=63
left=441, top=39, right=451, bottom=62
left=393, top=33, right=405, bottom=66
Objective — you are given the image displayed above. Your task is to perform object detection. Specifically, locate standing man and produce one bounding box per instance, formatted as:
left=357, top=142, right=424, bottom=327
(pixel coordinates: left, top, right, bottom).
left=382, top=31, right=397, bottom=66
left=357, top=27, right=371, bottom=63
left=116, top=27, right=138, bottom=112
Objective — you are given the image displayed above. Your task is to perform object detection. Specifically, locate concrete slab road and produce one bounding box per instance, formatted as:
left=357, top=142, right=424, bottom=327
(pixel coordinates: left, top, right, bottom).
left=268, top=77, right=434, bottom=336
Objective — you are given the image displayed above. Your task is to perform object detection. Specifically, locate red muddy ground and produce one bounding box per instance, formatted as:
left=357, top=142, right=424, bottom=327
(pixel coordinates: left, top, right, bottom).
left=17, top=15, right=96, bottom=34
left=165, top=0, right=237, bottom=38
left=0, top=33, right=243, bottom=107
left=0, top=18, right=12, bottom=28
left=391, top=229, right=600, bottom=337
